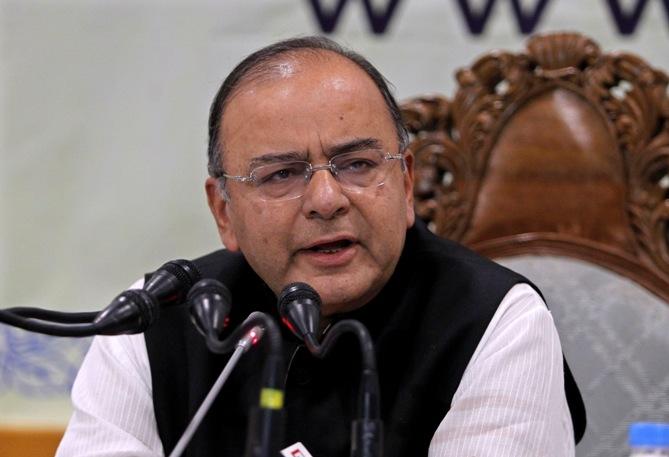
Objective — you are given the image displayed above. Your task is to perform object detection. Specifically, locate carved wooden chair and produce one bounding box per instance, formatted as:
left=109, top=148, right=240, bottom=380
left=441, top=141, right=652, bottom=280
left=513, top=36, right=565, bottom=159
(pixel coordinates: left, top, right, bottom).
left=401, top=32, right=669, bottom=457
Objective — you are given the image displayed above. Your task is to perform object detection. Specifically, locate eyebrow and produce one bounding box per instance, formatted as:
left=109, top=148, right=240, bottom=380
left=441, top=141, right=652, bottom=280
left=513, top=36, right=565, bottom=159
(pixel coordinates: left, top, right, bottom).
left=246, top=137, right=384, bottom=168
left=248, top=151, right=306, bottom=168
left=327, top=138, right=383, bottom=157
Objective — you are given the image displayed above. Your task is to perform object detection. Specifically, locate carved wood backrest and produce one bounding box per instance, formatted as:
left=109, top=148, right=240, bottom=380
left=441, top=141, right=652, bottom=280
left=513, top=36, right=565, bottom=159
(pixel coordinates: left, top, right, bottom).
left=402, top=32, right=669, bottom=302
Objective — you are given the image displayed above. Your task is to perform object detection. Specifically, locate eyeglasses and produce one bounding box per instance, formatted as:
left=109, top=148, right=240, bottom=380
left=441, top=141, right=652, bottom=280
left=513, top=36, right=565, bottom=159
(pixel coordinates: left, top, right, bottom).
left=219, top=149, right=406, bottom=202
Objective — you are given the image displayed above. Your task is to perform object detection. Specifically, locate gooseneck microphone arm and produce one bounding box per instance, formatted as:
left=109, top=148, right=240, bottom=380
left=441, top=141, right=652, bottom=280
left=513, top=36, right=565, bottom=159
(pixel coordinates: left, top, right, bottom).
left=0, top=288, right=159, bottom=336
left=204, top=311, right=285, bottom=457
left=0, top=308, right=133, bottom=337
left=3, top=307, right=97, bottom=323
left=303, top=320, right=382, bottom=457
left=278, top=282, right=383, bottom=457
left=305, top=320, right=380, bottom=419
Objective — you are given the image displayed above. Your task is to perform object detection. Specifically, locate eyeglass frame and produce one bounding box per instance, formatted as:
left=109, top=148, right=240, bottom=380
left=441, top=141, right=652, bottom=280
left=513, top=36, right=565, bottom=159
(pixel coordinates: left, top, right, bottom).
left=215, top=148, right=408, bottom=202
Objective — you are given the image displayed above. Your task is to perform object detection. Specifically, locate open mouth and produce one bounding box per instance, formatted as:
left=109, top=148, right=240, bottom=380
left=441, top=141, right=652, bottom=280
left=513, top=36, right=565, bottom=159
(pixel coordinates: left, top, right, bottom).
left=308, top=239, right=354, bottom=254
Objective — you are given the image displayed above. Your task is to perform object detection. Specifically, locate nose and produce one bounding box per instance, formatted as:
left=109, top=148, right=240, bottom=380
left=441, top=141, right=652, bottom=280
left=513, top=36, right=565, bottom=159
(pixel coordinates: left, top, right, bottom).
left=301, top=167, right=350, bottom=220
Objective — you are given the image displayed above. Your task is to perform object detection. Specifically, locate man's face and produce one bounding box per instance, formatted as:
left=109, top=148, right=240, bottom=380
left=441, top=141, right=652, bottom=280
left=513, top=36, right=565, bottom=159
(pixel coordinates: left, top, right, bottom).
left=205, top=53, right=415, bottom=316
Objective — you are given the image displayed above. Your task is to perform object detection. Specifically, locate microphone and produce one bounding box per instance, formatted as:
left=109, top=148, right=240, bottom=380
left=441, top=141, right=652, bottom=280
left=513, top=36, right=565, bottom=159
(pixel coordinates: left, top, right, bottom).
left=184, top=280, right=286, bottom=457
left=143, top=259, right=201, bottom=306
left=277, top=283, right=384, bottom=457
left=93, top=289, right=159, bottom=335
left=277, top=282, right=321, bottom=348
left=187, top=278, right=233, bottom=341
left=94, top=259, right=201, bottom=334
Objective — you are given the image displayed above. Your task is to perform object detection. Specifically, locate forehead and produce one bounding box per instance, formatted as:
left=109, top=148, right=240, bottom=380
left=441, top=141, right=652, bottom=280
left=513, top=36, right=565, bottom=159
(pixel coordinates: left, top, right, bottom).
left=219, top=52, right=396, bottom=167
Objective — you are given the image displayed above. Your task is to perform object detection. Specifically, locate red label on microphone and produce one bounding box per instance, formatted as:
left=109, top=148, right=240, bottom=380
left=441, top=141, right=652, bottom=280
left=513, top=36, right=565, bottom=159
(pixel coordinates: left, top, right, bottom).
left=280, top=442, right=314, bottom=457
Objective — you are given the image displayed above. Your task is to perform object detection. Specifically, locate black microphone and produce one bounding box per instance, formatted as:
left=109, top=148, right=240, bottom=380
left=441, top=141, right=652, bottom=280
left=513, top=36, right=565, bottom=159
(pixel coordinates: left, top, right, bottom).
left=93, top=289, right=159, bottom=335
left=187, top=278, right=232, bottom=341
left=187, top=278, right=286, bottom=457
left=277, top=282, right=321, bottom=348
left=94, top=259, right=201, bottom=334
left=143, top=259, right=201, bottom=306
left=277, top=283, right=384, bottom=457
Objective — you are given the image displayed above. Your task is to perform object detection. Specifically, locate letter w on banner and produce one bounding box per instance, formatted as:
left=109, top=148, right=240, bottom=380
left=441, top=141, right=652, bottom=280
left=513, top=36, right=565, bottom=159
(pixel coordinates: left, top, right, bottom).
left=307, top=0, right=402, bottom=34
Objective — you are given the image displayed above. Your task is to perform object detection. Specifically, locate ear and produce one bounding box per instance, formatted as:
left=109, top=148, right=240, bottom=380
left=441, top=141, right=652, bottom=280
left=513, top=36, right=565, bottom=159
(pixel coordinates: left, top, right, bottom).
left=402, top=151, right=416, bottom=228
left=205, top=177, right=240, bottom=251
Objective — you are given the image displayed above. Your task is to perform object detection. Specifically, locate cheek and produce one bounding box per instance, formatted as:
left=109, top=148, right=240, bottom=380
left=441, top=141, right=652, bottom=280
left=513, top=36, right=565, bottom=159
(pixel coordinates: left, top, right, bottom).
left=233, top=203, right=291, bottom=252
left=356, top=188, right=409, bottom=248
left=373, top=183, right=410, bottom=221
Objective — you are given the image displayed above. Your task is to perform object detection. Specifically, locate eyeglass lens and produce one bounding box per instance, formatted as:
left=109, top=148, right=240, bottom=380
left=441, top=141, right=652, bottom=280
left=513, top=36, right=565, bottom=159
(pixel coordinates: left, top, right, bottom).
left=251, top=149, right=394, bottom=200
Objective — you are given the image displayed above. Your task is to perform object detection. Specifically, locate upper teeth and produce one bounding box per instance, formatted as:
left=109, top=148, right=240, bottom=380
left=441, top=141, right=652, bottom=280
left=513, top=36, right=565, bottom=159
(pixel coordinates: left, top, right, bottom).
left=316, top=247, right=341, bottom=253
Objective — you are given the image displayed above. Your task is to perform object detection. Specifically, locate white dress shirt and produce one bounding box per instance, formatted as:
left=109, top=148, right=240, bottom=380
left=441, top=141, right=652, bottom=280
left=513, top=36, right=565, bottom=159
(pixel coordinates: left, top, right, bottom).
left=56, top=283, right=574, bottom=457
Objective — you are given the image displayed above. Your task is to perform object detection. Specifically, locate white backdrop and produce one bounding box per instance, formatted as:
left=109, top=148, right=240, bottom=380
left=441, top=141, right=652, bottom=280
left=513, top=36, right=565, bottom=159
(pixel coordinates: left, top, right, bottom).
left=2, top=0, right=669, bottom=427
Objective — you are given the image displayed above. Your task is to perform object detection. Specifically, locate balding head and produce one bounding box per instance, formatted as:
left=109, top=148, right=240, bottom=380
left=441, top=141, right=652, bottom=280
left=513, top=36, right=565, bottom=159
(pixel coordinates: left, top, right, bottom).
left=206, top=36, right=408, bottom=178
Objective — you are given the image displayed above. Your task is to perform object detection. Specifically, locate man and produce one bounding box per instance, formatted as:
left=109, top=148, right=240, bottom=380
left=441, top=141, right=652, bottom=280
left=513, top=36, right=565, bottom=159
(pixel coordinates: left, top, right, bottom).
left=57, top=37, right=584, bottom=456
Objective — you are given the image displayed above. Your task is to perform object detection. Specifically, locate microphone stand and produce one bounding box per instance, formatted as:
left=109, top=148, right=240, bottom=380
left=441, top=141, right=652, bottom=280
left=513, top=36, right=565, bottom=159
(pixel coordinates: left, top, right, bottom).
left=278, top=282, right=383, bottom=457
left=204, top=311, right=286, bottom=457
left=169, top=325, right=265, bottom=457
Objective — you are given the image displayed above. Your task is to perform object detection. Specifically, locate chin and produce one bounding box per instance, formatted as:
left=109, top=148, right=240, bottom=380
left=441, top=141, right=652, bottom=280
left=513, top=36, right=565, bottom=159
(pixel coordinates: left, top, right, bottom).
left=311, top=279, right=378, bottom=317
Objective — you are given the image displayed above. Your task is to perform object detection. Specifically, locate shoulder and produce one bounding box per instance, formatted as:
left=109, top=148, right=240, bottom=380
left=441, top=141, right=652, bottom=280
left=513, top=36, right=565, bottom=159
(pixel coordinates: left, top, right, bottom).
left=429, top=283, right=575, bottom=456
left=191, top=248, right=247, bottom=279
left=410, top=222, right=523, bottom=276
left=473, top=283, right=553, bottom=362
left=403, top=221, right=533, bottom=302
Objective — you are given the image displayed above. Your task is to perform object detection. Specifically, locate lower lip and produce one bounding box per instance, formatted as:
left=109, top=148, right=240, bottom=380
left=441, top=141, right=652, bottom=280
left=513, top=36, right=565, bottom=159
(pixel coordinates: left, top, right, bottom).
left=300, top=243, right=358, bottom=268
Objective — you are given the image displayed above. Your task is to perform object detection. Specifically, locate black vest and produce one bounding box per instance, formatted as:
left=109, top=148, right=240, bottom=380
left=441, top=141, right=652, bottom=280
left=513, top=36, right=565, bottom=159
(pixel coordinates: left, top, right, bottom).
left=145, top=222, right=586, bottom=456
